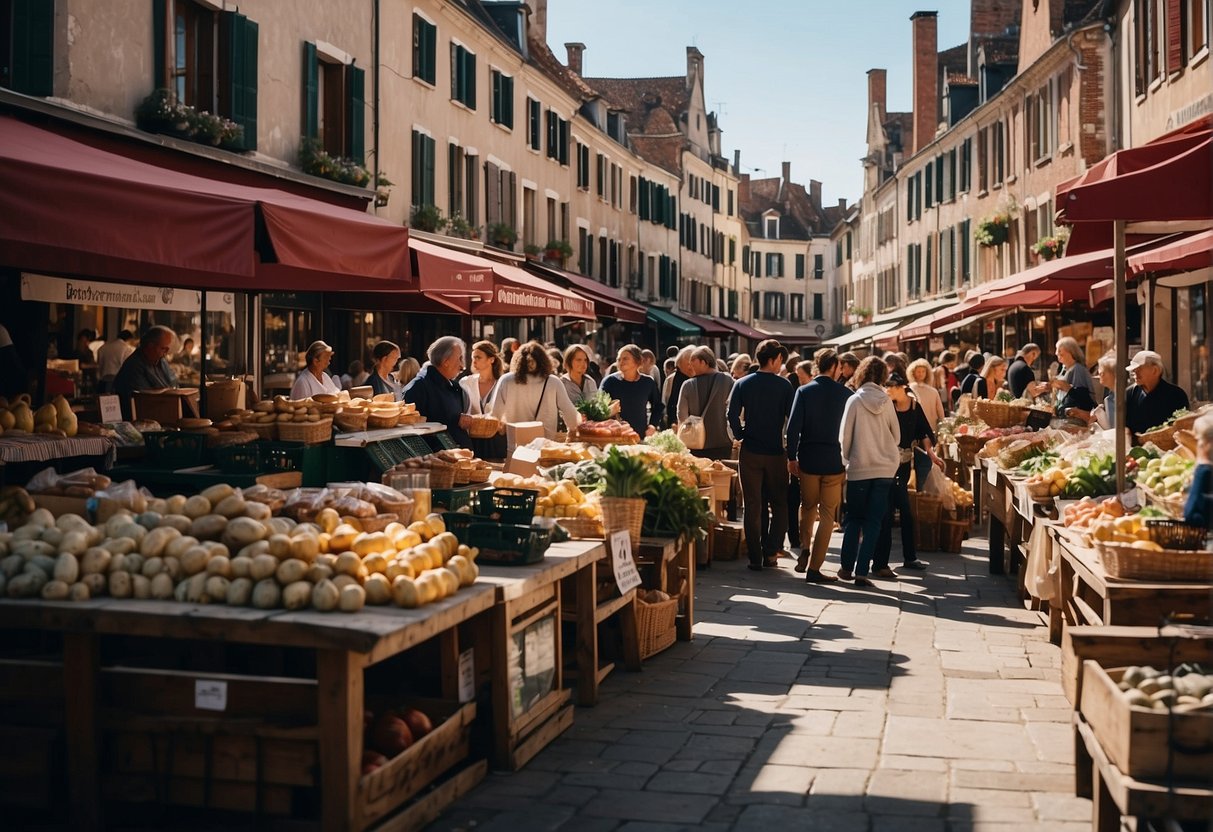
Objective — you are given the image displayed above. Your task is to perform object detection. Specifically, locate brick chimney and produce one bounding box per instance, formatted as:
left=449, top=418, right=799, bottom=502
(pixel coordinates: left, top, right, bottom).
left=970, top=0, right=1020, bottom=36
left=739, top=173, right=751, bottom=205
left=911, top=11, right=939, bottom=155
left=733, top=149, right=741, bottom=172
left=867, top=68, right=887, bottom=122
left=809, top=179, right=822, bottom=211
left=686, top=46, right=704, bottom=88
left=564, top=42, right=585, bottom=75
left=782, top=161, right=791, bottom=184
left=838, top=198, right=848, bottom=212
left=525, top=0, right=547, bottom=43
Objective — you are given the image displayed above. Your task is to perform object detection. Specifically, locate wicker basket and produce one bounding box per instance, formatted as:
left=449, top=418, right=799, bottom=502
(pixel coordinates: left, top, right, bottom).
left=345, top=512, right=398, bottom=533
left=399, top=412, right=424, bottom=425
left=334, top=410, right=368, bottom=433
left=453, top=460, right=473, bottom=486
left=713, top=523, right=741, bottom=561
left=428, top=463, right=456, bottom=490
left=1026, top=479, right=1056, bottom=501
left=276, top=417, right=332, bottom=445
left=466, top=464, right=492, bottom=484
left=939, top=519, right=968, bottom=553
left=1146, top=519, right=1209, bottom=551
left=1172, top=411, right=1202, bottom=432
left=368, top=411, right=400, bottom=430
left=1137, top=483, right=1187, bottom=519
left=955, top=434, right=986, bottom=467
left=600, top=496, right=646, bottom=550
left=710, top=470, right=734, bottom=502
left=467, top=415, right=502, bottom=439
left=1095, top=541, right=1213, bottom=581
left=1138, top=425, right=1177, bottom=451
left=312, top=401, right=342, bottom=415
left=577, top=432, right=638, bottom=447
left=971, top=399, right=1028, bottom=428
left=555, top=516, right=605, bottom=539
left=636, top=595, right=679, bottom=659
left=244, top=420, right=277, bottom=441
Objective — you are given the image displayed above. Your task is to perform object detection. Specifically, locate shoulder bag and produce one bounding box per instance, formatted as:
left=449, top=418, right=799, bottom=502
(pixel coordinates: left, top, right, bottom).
left=677, top=374, right=722, bottom=450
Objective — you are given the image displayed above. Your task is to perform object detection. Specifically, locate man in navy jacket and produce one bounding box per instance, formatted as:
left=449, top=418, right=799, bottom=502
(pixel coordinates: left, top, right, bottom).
left=785, top=348, right=853, bottom=582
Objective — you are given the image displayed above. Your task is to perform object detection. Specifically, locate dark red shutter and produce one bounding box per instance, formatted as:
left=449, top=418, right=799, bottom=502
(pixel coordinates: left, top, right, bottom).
left=1166, top=0, right=1183, bottom=72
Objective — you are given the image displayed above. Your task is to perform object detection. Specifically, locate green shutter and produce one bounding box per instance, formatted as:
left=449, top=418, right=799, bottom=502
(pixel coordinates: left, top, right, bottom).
left=465, top=50, right=476, bottom=109
left=425, top=20, right=436, bottom=83
left=223, top=12, right=258, bottom=151
left=152, top=0, right=167, bottom=89
left=303, top=41, right=318, bottom=139
left=638, top=179, right=650, bottom=220
left=424, top=135, right=435, bottom=206
left=490, top=71, right=500, bottom=122
left=559, top=118, right=569, bottom=165
left=347, top=64, right=365, bottom=163
left=504, top=76, right=513, bottom=127
left=11, top=0, right=55, bottom=96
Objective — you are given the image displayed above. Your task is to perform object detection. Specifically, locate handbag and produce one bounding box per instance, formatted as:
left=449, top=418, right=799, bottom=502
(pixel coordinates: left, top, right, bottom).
left=676, top=374, right=722, bottom=451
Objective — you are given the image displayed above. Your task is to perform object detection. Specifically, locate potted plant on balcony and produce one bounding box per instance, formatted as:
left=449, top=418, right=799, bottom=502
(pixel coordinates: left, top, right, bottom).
left=445, top=211, right=476, bottom=239
left=543, top=239, right=574, bottom=266
left=299, top=138, right=371, bottom=187
left=487, top=222, right=518, bottom=250
left=523, top=244, right=543, bottom=260
left=410, top=204, right=446, bottom=233
left=975, top=208, right=1015, bottom=247
left=1032, top=229, right=1069, bottom=261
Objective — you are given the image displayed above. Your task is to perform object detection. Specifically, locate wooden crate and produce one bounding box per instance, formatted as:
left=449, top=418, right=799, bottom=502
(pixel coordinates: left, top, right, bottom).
left=1080, top=661, right=1213, bottom=781
left=1061, top=625, right=1213, bottom=707
left=0, top=657, right=66, bottom=812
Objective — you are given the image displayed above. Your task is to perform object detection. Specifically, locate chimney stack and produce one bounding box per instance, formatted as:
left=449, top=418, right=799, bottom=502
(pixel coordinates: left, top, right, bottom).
left=564, top=42, right=585, bottom=75
left=782, top=161, right=791, bottom=184
left=733, top=149, right=741, bottom=172
left=525, top=0, right=548, bottom=43
left=911, top=11, right=939, bottom=155
left=810, top=179, right=822, bottom=210
left=686, top=46, right=704, bottom=88
left=838, top=198, right=847, bottom=212
left=867, top=68, right=888, bottom=122
left=739, top=173, right=751, bottom=205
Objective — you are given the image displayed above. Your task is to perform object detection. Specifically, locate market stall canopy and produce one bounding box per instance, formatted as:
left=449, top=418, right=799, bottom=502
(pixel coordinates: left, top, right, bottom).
left=525, top=263, right=647, bottom=323
left=1127, top=228, right=1213, bottom=276
left=679, top=312, right=733, bottom=338
left=871, top=295, right=959, bottom=325
left=715, top=318, right=771, bottom=342
left=0, top=115, right=412, bottom=291
left=472, top=263, right=595, bottom=320
left=409, top=238, right=494, bottom=298
left=1056, top=115, right=1213, bottom=225
left=1089, top=279, right=1115, bottom=308
left=822, top=321, right=898, bottom=349
left=878, top=310, right=946, bottom=347
left=647, top=307, right=701, bottom=336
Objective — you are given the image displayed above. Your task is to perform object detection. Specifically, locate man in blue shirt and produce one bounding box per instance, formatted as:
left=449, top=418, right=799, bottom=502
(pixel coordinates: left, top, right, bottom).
left=786, top=348, right=853, bottom=582
left=728, top=339, right=794, bottom=570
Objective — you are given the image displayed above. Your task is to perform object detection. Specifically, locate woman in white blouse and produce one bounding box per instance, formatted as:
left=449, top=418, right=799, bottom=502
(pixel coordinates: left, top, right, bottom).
left=488, top=341, right=580, bottom=454
left=460, top=340, right=507, bottom=459
left=290, top=341, right=341, bottom=400
left=907, top=358, right=945, bottom=430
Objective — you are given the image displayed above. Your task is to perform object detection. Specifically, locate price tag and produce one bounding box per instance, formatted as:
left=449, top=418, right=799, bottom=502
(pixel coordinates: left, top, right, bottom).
left=987, top=460, right=998, bottom=487
left=457, top=648, right=475, bottom=703
left=609, top=530, right=643, bottom=595
left=98, top=394, right=122, bottom=424
left=1120, top=487, right=1141, bottom=511
left=194, top=679, right=228, bottom=712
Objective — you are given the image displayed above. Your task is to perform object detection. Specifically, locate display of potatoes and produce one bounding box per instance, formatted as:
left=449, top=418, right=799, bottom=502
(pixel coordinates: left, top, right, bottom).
left=2, top=485, right=482, bottom=613
left=1118, top=664, right=1213, bottom=712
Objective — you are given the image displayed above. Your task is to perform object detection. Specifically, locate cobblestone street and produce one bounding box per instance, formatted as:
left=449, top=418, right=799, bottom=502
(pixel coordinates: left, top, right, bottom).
left=429, top=534, right=1092, bottom=832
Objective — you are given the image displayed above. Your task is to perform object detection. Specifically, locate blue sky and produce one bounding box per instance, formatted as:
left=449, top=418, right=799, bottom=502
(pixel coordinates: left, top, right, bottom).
left=545, top=0, right=973, bottom=207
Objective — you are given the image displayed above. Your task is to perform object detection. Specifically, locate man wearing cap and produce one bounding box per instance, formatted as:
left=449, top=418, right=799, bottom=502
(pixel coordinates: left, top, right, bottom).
left=1124, top=350, right=1189, bottom=442
left=291, top=341, right=341, bottom=400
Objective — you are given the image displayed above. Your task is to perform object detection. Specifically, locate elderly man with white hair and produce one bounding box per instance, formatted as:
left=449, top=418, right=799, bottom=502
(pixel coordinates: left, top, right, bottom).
left=1124, top=349, right=1189, bottom=442
left=404, top=336, right=472, bottom=447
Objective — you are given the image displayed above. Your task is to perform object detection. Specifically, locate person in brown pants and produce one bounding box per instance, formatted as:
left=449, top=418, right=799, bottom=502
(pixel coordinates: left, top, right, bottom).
left=727, top=340, right=794, bottom=570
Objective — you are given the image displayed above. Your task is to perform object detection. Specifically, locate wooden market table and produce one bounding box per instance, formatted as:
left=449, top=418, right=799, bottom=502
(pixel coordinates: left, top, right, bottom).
left=1052, top=532, right=1213, bottom=632
left=473, top=539, right=637, bottom=769
left=0, top=584, right=497, bottom=832
left=638, top=535, right=695, bottom=644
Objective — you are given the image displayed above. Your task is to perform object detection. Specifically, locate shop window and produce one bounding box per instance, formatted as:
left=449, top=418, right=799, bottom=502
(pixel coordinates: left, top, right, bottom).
left=304, top=42, right=364, bottom=162
left=152, top=1, right=259, bottom=150
left=790, top=294, right=805, bottom=323
left=1135, top=0, right=1164, bottom=94
left=2, top=0, right=53, bottom=96
left=812, top=293, right=823, bottom=321
left=1186, top=0, right=1209, bottom=60
left=412, top=13, right=436, bottom=85
left=490, top=69, right=513, bottom=128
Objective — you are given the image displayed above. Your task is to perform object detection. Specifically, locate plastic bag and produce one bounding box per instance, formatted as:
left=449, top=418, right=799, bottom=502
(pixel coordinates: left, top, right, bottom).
left=94, top=478, right=153, bottom=515
left=25, top=466, right=112, bottom=496
left=921, top=466, right=956, bottom=511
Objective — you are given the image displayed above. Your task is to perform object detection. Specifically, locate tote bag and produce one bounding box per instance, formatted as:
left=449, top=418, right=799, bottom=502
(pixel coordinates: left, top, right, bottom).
left=676, top=374, right=723, bottom=450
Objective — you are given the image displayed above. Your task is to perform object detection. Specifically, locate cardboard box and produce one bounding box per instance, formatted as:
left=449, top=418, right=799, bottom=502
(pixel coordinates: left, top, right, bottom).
left=133, top=389, right=200, bottom=427
left=505, top=421, right=545, bottom=451
left=32, top=494, right=90, bottom=519
left=203, top=380, right=246, bottom=421
left=503, top=446, right=541, bottom=477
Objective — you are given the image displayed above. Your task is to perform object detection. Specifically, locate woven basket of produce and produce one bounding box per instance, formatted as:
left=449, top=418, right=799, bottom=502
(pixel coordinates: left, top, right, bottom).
left=245, top=420, right=277, bottom=441
left=955, top=435, right=986, bottom=467
left=428, top=462, right=456, bottom=489
left=971, top=399, right=1028, bottom=428
left=1145, top=519, right=1209, bottom=551
left=1095, top=541, right=1213, bottom=581
left=466, top=464, right=492, bottom=484
left=277, top=417, right=332, bottom=445
left=334, top=409, right=369, bottom=432
left=467, top=415, right=502, bottom=438
left=556, top=516, right=606, bottom=539
left=1137, top=425, right=1177, bottom=451
left=600, top=496, right=645, bottom=550
left=368, top=410, right=400, bottom=430
left=636, top=591, right=679, bottom=658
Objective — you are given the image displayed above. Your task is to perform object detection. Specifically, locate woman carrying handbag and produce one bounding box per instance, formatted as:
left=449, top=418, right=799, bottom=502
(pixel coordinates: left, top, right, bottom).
left=676, top=346, right=734, bottom=460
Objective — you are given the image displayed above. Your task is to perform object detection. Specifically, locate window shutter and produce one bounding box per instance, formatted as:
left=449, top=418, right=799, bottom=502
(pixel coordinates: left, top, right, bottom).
left=638, top=179, right=650, bottom=220
left=1166, top=0, right=1183, bottom=71
left=423, top=136, right=435, bottom=206
left=465, top=50, right=476, bottom=108
left=152, top=0, right=168, bottom=89
left=558, top=119, right=569, bottom=165
left=11, top=0, right=55, bottom=96
left=222, top=12, right=258, bottom=151
left=347, top=65, right=365, bottom=163
left=303, top=42, right=319, bottom=139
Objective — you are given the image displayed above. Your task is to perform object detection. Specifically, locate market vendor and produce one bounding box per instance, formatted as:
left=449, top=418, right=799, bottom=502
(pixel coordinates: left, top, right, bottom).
left=1008, top=344, right=1049, bottom=398
left=1183, top=412, right=1212, bottom=529
left=601, top=344, right=663, bottom=438
left=404, top=336, right=471, bottom=447
left=367, top=340, right=404, bottom=400
left=1050, top=337, right=1096, bottom=417
left=1124, top=350, right=1190, bottom=442
left=290, top=341, right=341, bottom=400
left=1071, top=352, right=1118, bottom=428
left=113, top=325, right=178, bottom=419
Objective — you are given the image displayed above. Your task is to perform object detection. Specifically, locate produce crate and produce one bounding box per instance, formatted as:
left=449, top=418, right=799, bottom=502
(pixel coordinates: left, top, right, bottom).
left=209, top=441, right=262, bottom=475
left=142, top=430, right=208, bottom=469
left=712, top=523, right=741, bottom=561
left=476, top=487, right=539, bottom=524
left=910, top=492, right=942, bottom=552
left=636, top=595, right=678, bottom=659
left=431, top=485, right=479, bottom=513
left=444, top=513, right=551, bottom=565
left=1079, top=661, right=1213, bottom=781
left=0, top=657, right=67, bottom=814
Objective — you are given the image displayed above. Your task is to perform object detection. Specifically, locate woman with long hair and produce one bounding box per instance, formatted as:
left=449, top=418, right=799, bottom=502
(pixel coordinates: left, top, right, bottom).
left=367, top=341, right=403, bottom=400
left=560, top=343, right=599, bottom=405
left=1050, top=336, right=1096, bottom=416
left=396, top=356, right=421, bottom=388
left=872, top=372, right=938, bottom=577
left=488, top=341, right=580, bottom=454
left=976, top=355, right=1008, bottom=399
left=907, top=358, right=945, bottom=430
left=461, top=340, right=507, bottom=460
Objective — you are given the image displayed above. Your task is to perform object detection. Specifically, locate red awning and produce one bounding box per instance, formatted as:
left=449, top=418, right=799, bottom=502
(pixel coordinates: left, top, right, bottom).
left=524, top=263, right=647, bottom=323
left=716, top=318, right=771, bottom=342
left=1056, top=116, right=1213, bottom=224
left=1127, top=228, right=1213, bottom=276
left=1089, top=280, right=1115, bottom=307
left=409, top=239, right=494, bottom=297
left=679, top=312, right=733, bottom=338
left=473, top=263, right=595, bottom=320
left=0, top=115, right=411, bottom=291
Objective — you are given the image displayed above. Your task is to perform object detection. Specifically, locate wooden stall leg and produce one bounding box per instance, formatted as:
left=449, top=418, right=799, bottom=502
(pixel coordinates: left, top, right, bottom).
left=678, top=539, right=695, bottom=642
left=575, top=563, right=598, bottom=707
left=489, top=603, right=512, bottom=768
left=63, top=632, right=100, bottom=832
left=317, top=650, right=364, bottom=832
left=988, top=517, right=1005, bottom=575
left=620, top=591, right=642, bottom=672
left=1090, top=766, right=1120, bottom=832
left=439, top=627, right=460, bottom=701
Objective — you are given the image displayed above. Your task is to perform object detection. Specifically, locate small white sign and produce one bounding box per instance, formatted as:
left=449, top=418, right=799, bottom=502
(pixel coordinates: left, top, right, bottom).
left=609, top=530, right=643, bottom=595
left=987, top=460, right=999, bottom=487
left=98, top=395, right=122, bottom=424
left=457, top=648, right=475, bottom=704
left=194, top=679, right=228, bottom=712
left=1120, top=487, right=1141, bottom=511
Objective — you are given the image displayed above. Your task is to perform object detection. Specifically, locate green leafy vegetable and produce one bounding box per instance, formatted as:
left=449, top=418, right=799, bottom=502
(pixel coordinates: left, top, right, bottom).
left=641, top=468, right=713, bottom=541
left=600, top=446, right=653, bottom=497
left=575, top=391, right=613, bottom=422
left=644, top=430, right=687, bottom=454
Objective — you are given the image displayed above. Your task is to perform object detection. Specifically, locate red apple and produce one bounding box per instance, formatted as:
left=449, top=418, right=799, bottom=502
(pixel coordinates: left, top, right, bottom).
left=400, top=707, right=433, bottom=740
left=370, top=711, right=414, bottom=756
left=361, top=749, right=388, bottom=774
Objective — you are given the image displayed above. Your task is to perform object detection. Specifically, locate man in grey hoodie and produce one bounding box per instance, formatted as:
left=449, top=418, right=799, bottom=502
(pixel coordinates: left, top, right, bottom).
left=837, top=357, right=901, bottom=587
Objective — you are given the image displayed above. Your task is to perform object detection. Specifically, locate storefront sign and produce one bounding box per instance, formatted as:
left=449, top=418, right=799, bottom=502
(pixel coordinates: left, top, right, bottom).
left=1168, top=92, right=1212, bottom=132
left=21, top=273, right=234, bottom=313
left=493, top=286, right=594, bottom=318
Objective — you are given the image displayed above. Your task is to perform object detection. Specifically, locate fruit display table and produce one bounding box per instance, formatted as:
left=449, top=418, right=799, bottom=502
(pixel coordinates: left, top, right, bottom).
left=0, top=584, right=496, bottom=831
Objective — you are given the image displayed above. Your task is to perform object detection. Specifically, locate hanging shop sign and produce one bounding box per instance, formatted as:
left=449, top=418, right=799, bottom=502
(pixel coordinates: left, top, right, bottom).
left=21, top=274, right=235, bottom=313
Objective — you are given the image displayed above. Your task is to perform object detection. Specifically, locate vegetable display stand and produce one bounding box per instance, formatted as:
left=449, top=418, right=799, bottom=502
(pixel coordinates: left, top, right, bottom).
left=0, top=586, right=497, bottom=831
left=1060, top=624, right=1213, bottom=709
left=559, top=553, right=641, bottom=706
left=471, top=540, right=609, bottom=768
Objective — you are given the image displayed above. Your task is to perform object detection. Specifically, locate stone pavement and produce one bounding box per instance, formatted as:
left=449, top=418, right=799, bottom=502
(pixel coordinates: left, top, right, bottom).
left=426, top=533, right=1091, bottom=832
